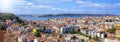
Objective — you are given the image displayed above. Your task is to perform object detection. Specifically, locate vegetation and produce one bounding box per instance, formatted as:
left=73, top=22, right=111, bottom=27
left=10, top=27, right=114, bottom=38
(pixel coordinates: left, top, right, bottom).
left=34, top=32, right=41, bottom=37
left=93, top=36, right=99, bottom=41
left=0, top=26, right=4, bottom=30
left=0, top=13, right=16, bottom=21
left=107, top=28, right=116, bottom=33
left=0, top=12, right=24, bottom=24
left=0, top=24, right=6, bottom=30
left=67, top=31, right=81, bottom=34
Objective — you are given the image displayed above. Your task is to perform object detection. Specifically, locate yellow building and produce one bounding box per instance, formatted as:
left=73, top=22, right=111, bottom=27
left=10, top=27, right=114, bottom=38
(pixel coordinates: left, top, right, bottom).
left=32, top=28, right=37, bottom=33
left=116, top=24, right=120, bottom=27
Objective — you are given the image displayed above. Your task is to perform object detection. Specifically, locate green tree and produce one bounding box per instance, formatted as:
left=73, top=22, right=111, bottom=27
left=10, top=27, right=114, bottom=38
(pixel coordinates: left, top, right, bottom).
left=107, top=28, right=116, bottom=33
left=0, top=12, right=25, bottom=25
left=0, top=13, right=16, bottom=21
left=0, top=26, right=5, bottom=30
left=34, top=32, right=41, bottom=37
left=94, top=36, right=99, bottom=41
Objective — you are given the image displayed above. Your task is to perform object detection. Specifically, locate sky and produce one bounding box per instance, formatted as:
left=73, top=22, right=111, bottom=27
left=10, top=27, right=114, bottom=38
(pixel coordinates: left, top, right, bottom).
left=0, top=0, right=120, bottom=15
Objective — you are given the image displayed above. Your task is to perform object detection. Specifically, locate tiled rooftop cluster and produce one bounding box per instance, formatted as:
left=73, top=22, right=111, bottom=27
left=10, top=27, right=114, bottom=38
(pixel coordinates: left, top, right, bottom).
left=1, top=16, right=120, bottom=42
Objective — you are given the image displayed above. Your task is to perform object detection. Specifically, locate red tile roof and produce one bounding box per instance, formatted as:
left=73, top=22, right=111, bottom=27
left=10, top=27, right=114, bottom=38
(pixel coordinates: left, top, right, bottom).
left=0, top=30, right=4, bottom=42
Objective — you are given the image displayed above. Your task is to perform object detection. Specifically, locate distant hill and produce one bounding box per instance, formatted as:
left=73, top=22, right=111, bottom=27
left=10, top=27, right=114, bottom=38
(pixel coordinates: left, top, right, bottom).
left=17, top=14, right=117, bottom=17
left=0, top=13, right=17, bottom=21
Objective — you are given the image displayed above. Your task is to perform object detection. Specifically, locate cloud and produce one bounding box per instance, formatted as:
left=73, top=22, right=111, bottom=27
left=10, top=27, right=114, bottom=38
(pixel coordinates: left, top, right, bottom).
left=14, top=1, right=68, bottom=13
left=35, top=0, right=73, bottom=4
left=75, top=0, right=118, bottom=8
left=27, top=2, right=34, bottom=6
left=12, top=0, right=28, bottom=5
left=38, top=5, right=53, bottom=8
left=116, top=3, right=120, bottom=6
left=75, top=1, right=104, bottom=7
left=76, top=1, right=93, bottom=4
left=0, top=0, right=120, bottom=14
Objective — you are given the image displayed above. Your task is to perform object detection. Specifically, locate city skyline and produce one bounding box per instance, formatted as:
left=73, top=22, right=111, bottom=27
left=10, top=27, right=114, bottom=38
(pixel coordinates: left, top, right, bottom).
left=0, top=0, right=120, bottom=15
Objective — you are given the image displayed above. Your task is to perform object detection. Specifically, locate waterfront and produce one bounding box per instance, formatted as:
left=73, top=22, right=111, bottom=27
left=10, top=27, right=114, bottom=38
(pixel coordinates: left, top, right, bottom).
left=18, top=15, right=84, bottom=20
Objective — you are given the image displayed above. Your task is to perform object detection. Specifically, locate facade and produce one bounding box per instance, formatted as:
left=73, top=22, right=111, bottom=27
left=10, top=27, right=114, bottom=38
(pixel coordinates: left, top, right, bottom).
left=61, top=26, right=79, bottom=34
left=115, top=27, right=120, bottom=38
left=104, top=38, right=120, bottom=42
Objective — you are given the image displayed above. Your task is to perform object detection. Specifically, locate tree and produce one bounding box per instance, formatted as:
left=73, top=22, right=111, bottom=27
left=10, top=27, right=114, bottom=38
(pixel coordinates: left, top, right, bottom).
left=107, top=28, right=116, bottom=33
left=0, top=26, right=5, bottom=30
left=0, top=12, right=24, bottom=24
left=94, top=36, right=99, bottom=41
left=34, top=32, right=41, bottom=37
left=0, top=13, right=16, bottom=21
left=0, top=26, right=3, bottom=30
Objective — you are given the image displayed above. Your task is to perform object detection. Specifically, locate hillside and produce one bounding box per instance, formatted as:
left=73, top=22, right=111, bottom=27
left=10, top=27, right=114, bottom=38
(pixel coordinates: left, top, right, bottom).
left=0, top=13, right=25, bottom=23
